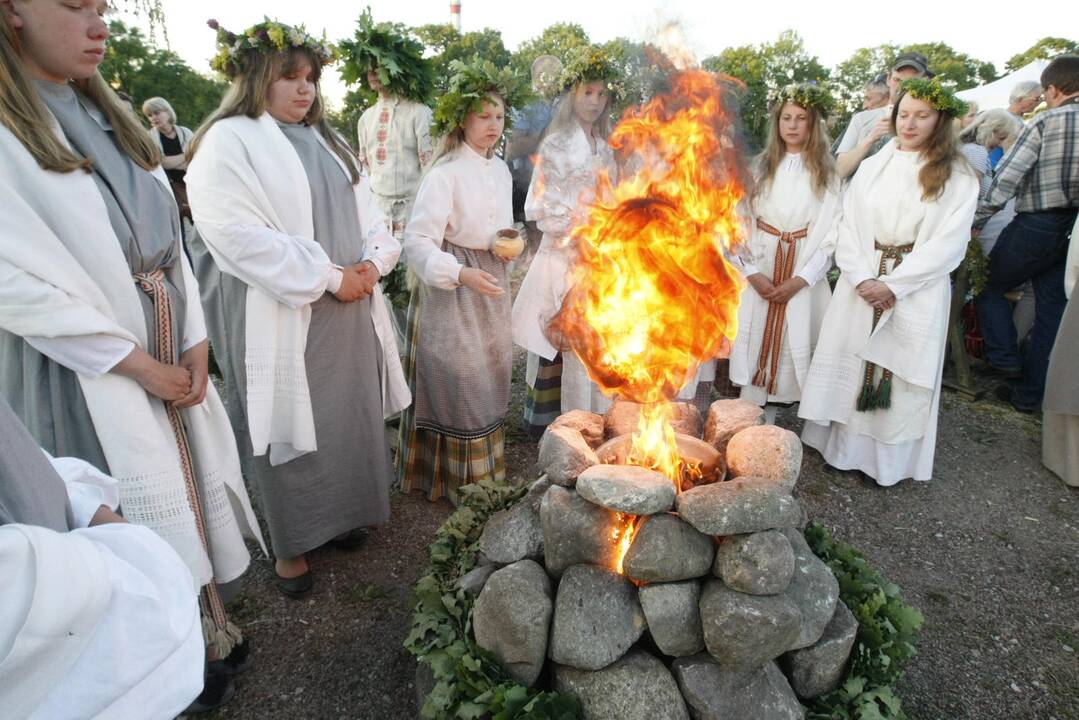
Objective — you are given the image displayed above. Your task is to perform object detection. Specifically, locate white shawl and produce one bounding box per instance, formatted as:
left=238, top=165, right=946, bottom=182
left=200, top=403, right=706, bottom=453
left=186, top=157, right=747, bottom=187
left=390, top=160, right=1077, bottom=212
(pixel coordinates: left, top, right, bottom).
left=0, top=122, right=262, bottom=586
left=799, top=142, right=978, bottom=426
left=186, top=114, right=409, bottom=466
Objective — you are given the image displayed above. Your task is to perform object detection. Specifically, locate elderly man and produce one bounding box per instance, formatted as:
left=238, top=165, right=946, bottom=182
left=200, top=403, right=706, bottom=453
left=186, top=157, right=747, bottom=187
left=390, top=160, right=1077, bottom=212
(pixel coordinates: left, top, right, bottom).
left=988, top=80, right=1044, bottom=167
left=835, top=52, right=931, bottom=179
left=0, top=396, right=206, bottom=718
left=974, top=56, right=1079, bottom=413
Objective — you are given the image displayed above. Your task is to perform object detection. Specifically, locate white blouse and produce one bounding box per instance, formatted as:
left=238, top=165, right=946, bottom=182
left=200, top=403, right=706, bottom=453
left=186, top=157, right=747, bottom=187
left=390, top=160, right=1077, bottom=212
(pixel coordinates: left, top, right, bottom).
left=403, top=143, right=514, bottom=289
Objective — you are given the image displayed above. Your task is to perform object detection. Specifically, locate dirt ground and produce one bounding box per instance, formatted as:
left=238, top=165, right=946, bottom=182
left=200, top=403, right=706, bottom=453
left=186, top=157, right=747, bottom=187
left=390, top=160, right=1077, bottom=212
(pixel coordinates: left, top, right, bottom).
left=201, top=365, right=1078, bottom=720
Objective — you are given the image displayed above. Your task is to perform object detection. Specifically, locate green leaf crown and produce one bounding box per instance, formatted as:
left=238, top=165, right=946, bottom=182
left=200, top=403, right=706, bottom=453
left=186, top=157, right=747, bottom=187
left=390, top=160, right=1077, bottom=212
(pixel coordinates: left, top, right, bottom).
left=899, top=77, right=970, bottom=117
left=337, top=9, right=435, bottom=104
left=431, top=59, right=531, bottom=137
left=558, top=44, right=625, bottom=99
left=207, top=18, right=336, bottom=78
left=772, top=82, right=836, bottom=116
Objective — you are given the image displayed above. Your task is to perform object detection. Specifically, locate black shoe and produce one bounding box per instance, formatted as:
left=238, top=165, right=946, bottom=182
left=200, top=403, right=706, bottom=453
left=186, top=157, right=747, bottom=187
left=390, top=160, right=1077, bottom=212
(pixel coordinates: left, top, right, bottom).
left=208, top=638, right=252, bottom=677
left=978, top=363, right=1022, bottom=381
left=275, top=569, right=313, bottom=599
left=328, top=528, right=367, bottom=552
left=994, top=383, right=1036, bottom=414
left=184, top=666, right=236, bottom=714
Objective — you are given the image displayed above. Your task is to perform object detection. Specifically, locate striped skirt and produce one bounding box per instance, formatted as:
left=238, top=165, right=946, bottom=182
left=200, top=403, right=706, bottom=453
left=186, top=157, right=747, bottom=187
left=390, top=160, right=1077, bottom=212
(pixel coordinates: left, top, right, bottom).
left=396, top=285, right=507, bottom=503
left=522, top=352, right=563, bottom=438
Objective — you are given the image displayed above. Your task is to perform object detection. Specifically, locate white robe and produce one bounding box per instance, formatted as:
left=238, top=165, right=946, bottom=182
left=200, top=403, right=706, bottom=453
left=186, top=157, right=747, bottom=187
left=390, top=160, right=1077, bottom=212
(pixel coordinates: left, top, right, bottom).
left=729, top=153, right=839, bottom=405
left=0, top=459, right=202, bottom=720
left=186, top=114, right=410, bottom=466
left=798, top=142, right=979, bottom=485
left=0, top=121, right=261, bottom=586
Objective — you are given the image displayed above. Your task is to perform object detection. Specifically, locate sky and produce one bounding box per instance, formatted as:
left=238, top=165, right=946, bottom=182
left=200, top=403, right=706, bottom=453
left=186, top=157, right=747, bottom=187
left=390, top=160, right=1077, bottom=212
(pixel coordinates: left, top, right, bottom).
left=115, top=0, right=1058, bottom=107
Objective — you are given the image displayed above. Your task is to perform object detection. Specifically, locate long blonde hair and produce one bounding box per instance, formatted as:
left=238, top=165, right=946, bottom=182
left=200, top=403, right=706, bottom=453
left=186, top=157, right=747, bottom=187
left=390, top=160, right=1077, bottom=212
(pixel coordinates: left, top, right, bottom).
left=0, top=13, right=159, bottom=172
left=188, top=47, right=358, bottom=183
left=753, top=100, right=835, bottom=201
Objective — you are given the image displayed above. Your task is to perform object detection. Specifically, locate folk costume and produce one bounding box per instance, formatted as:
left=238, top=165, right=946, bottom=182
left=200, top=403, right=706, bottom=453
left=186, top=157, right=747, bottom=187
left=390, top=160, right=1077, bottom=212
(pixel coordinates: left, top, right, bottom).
left=1042, top=214, right=1079, bottom=487
left=512, top=46, right=626, bottom=423
left=0, top=80, right=261, bottom=657
left=398, top=59, right=525, bottom=502
left=798, top=82, right=978, bottom=486
left=341, top=11, right=437, bottom=240
left=186, top=20, right=408, bottom=560
left=0, top=396, right=204, bottom=719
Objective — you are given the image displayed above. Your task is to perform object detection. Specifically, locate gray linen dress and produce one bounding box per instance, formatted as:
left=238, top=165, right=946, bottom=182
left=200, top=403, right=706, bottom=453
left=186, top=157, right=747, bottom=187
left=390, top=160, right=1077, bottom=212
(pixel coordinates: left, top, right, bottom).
left=0, top=396, right=74, bottom=532
left=190, top=122, right=392, bottom=558
left=0, top=82, right=184, bottom=473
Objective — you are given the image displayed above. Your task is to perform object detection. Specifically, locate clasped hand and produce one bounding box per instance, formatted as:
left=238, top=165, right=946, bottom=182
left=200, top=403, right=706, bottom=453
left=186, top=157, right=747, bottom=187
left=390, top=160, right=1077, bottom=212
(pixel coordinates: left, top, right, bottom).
left=856, top=279, right=896, bottom=311
left=332, top=261, right=380, bottom=303
left=747, top=274, right=809, bottom=304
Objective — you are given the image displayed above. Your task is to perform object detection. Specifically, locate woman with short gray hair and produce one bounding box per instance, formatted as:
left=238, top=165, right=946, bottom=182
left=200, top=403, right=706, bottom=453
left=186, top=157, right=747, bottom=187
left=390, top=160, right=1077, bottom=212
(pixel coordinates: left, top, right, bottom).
left=142, top=96, right=193, bottom=220
left=959, top=108, right=1022, bottom=197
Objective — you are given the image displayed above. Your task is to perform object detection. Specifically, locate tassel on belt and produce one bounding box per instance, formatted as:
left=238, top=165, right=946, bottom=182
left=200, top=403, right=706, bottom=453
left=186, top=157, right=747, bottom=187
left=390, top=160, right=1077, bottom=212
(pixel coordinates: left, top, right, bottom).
left=134, top=268, right=241, bottom=658
left=855, top=241, right=914, bottom=412
left=751, top=219, right=808, bottom=395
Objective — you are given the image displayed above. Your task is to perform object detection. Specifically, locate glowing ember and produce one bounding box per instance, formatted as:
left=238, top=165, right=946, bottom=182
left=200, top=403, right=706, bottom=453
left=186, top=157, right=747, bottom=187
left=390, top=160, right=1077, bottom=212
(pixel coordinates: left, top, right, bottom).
left=613, top=514, right=639, bottom=575
left=552, top=70, right=749, bottom=485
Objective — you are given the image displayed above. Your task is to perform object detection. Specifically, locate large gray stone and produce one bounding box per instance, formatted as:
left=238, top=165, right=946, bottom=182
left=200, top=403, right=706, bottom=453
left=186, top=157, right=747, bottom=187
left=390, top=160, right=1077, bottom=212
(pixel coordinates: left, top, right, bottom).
left=538, top=426, right=599, bottom=487
left=624, top=513, right=714, bottom=583
left=782, top=528, right=841, bottom=650
left=548, top=564, right=647, bottom=670
left=473, top=560, right=553, bottom=687
left=726, top=425, right=803, bottom=491
left=525, top=476, right=552, bottom=514
left=699, top=578, right=802, bottom=670
left=540, top=486, right=622, bottom=578
left=455, top=563, right=498, bottom=596
left=577, top=464, right=676, bottom=515
left=604, top=400, right=703, bottom=439
left=639, top=580, right=705, bottom=657
left=703, top=399, right=765, bottom=454
left=672, top=655, right=804, bottom=720
left=554, top=649, right=690, bottom=720
left=479, top=496, right=544, bottom=564
left=550, top=410, right=605, bottom=449
left=675, top=477, right=801, bottom=536
left=781, top=600, right=858, bottom=699
left=714, top=530, right=795, bottom=595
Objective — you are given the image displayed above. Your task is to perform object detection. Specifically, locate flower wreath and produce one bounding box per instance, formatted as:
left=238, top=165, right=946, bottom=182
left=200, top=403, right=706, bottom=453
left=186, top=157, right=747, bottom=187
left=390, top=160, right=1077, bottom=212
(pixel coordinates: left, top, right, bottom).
left=430, top=59, right=531, bottom=137
left=207, top=18, right=336, bottom=79
left=771, top=82, right=836, bottom=116
left=558, top=44, right=626, bottom=99
left=337, top=9, right=435, bottom=104
left=899, top=77, right=970, bottom=117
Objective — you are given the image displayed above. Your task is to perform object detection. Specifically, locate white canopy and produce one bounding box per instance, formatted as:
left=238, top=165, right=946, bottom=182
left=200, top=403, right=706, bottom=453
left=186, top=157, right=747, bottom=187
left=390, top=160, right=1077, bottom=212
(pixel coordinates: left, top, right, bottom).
left=957, top=60, right=1048, bottom=110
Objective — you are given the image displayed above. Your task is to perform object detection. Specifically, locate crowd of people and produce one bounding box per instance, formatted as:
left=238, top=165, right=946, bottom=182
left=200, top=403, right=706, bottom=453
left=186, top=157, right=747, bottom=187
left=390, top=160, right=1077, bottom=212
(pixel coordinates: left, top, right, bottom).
left=0, top=1, right=1076, bottom=716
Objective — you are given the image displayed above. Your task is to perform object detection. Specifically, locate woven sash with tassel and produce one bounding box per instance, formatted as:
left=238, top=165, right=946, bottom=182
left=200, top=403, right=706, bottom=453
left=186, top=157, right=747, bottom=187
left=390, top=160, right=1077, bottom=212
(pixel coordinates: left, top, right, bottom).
left=751, top=219, right=809, bottom=395
left=134, top=268, right=242, bottom=658
left=856, top=241, right=914, bottom=412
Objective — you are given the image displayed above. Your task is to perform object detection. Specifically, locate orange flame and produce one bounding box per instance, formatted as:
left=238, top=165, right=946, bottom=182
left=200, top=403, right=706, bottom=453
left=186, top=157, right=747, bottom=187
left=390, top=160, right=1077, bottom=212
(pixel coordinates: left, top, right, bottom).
left=552, top=70, right=748, bottom=483
left=613, top=514, right=639, bottom=575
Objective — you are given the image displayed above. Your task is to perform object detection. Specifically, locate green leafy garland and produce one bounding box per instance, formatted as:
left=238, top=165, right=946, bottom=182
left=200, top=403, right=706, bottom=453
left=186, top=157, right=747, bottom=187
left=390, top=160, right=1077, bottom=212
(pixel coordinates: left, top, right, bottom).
left=804, top=522, right=925, bottom=720
left=557, top=44, right=626, bottom=100
left=965, top=237, right=990, bottom=296
left=431, top=59, right=532, bottom=138
left=899, top=77, right=969, bottom=117
left=407, top=488, right=922, bottom=720
left=207, top=18, right=336, bottom=79
left=772, top=82, right=836, bottom=117
left=337, top=9, right=436, bottom=105
left=404, top=479, right=582, bottom=719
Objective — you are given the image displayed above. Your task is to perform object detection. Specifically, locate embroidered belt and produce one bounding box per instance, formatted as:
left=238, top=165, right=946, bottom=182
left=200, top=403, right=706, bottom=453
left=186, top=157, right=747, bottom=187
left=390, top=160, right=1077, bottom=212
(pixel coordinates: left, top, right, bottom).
left=134, top=268, right=241, bottom=657
left=856, top=241, right=915, bottom=412
left=751, top=219, right=809, bottom=395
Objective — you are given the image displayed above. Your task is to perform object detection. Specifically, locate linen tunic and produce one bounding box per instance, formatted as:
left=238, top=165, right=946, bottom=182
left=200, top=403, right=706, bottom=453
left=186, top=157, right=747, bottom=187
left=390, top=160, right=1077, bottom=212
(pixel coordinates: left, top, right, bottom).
left=800, top=146, right=976, bottom=485
left=357, top=98, right=434, bottom=237
left=191, top=122, right=393, bottom=557
left=729, top=153, right=836, bottom=405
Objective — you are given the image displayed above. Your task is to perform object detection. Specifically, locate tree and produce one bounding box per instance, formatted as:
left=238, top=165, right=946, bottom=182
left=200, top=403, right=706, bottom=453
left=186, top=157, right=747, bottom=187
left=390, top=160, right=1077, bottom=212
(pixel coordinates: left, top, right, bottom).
left=902, top=42, right=997, bottom=90
left=1006, top=37, right=1079, bottom=72
left=601, top=38, right=677, bottom=117
left=97, top=21, right=226, bottom=127
left=511, top=23, right=591, bottom=79
left=701, top=30, right=828, bottom=149
left=413, top=24, right=512, bottom=93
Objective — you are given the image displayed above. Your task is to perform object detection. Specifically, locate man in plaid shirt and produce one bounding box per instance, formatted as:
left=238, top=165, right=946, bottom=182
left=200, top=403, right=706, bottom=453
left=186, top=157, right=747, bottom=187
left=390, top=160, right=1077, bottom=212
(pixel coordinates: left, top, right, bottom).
left=974, top=56, right=1079, bottom=413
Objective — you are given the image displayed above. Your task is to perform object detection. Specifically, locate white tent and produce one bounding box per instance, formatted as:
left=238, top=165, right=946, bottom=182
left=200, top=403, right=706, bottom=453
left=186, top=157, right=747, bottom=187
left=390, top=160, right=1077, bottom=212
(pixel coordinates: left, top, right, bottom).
left=957, top=60, right=1048, bottom=110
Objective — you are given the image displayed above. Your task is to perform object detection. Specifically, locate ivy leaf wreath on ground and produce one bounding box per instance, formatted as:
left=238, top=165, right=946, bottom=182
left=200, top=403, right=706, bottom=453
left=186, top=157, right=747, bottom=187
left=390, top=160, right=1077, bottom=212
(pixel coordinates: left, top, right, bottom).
left=406, top=481, right=923, bottom=720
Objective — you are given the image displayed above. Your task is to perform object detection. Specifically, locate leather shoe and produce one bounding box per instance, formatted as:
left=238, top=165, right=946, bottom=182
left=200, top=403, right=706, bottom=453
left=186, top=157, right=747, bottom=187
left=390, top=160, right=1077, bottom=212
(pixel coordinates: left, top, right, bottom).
left=184, top=666, right=235, bottom=714
left=329, top=528, right=368, bottom=552
left=994, top=383, right=1036, bottom=414
left=275, top=569, right=313, bottom=599
left=208, top=638, right=252, bottom=676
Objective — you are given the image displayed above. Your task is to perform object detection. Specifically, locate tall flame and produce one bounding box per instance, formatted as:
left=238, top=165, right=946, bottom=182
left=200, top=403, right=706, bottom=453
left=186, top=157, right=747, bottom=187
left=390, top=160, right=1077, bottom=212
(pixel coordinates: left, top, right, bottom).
left=551, top=70, right=749, bottom=483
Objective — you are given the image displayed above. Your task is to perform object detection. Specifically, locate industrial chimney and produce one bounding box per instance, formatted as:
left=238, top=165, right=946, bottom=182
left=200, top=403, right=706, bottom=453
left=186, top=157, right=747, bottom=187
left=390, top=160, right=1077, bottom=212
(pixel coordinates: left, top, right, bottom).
left=450, top=0, right=461, bottom=31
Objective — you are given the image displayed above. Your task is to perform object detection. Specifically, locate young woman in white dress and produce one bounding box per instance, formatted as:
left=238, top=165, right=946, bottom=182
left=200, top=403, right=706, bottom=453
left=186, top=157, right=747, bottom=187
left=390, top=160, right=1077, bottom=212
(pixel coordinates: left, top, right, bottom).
left=798, top=79, right=979, bottom=486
